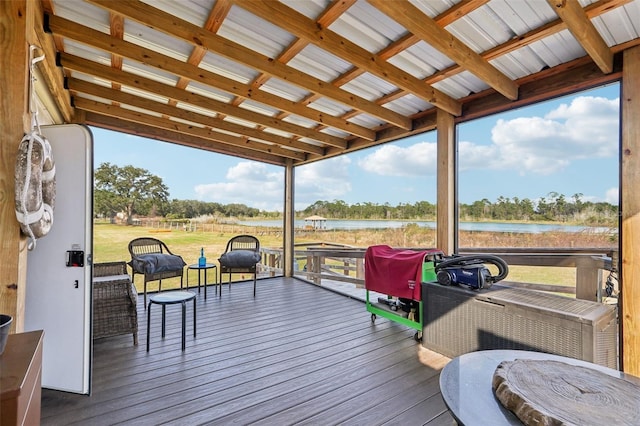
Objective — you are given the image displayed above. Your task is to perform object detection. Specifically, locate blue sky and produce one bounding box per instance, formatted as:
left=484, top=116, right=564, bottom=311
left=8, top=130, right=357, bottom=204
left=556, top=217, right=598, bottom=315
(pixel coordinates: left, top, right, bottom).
left=93, top=83, right=620, bottom=212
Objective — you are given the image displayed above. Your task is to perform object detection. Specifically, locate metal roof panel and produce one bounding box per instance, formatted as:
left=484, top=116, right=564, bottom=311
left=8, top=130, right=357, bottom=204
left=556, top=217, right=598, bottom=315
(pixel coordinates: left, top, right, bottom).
left=286, top=44, right=353, bottom=82
left=199, top=51, right=260, bottom=84
left=219, top=4, right=296, bottom=59
left=140, top=0, right=215, bottom=28
left=329, top=0, right=407, bottom=53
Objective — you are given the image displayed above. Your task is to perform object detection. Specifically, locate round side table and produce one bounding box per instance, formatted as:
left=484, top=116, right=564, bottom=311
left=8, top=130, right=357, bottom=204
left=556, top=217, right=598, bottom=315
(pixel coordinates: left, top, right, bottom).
left=146, top=291, right=196, bottom=352
left=187, top=263, right=218, bottom=299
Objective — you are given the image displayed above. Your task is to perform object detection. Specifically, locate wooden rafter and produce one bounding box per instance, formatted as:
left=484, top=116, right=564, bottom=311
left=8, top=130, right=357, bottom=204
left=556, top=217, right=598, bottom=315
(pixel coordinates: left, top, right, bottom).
left=58, top=53, right=346, bottom=150
left=47, top=15, right=370, bottom=143
left=66, top=78, right=325, bottom=157
left=75, top=98, right=308, bottom=161
left=67, top=80, right=322, bottom=156
left=87, top=0, right=411, bottom=130
left=234, top=0, right=463, bottom=116
left=85, top=111, right=287, bottom=165
left=367, top=0, right=518, bottom=101
left=374, top=0, right=628, bottom=108
left=547, top=0, right=614, bottom=74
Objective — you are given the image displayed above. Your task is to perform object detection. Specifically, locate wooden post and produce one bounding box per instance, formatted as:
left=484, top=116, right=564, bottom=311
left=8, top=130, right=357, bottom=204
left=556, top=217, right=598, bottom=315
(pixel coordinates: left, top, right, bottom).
left=436, top=109, right=455, bottom=255
left=575, top=257, right=599, bottom=301
left=356, top=258, right=364, bottom=280
left=283, top=160, right=294, bottom=277
left=621, top=45, right=640, bottom=376
left=0, top=0, right=30, bottom=333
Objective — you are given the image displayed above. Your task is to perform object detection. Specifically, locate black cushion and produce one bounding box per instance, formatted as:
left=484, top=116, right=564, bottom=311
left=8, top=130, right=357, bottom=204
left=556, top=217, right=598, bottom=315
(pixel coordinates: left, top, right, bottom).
left=130, top=253, right=186, bottom=274
left=219, top=250, right=261, bottom=268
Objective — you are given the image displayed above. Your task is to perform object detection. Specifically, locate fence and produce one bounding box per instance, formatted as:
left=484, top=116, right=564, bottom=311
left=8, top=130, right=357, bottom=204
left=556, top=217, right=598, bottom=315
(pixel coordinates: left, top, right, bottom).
left=259, top=244, right=617, bottom=303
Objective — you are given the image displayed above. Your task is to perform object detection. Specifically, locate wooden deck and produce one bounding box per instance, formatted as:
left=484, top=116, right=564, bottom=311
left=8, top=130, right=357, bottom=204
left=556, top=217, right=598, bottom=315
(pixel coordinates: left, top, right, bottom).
left=41, top=277, right=453, bottom=425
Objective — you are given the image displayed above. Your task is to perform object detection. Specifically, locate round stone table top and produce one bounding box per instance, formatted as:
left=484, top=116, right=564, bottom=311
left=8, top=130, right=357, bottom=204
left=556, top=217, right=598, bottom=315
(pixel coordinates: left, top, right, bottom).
left=493, top=359, right=640, bottom=425
left=439, top=350, right=640, bottom=426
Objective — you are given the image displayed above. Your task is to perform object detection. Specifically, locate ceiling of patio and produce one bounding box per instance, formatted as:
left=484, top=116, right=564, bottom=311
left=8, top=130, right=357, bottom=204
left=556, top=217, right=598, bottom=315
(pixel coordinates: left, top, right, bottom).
left=38, top=0, right=639, bottom=166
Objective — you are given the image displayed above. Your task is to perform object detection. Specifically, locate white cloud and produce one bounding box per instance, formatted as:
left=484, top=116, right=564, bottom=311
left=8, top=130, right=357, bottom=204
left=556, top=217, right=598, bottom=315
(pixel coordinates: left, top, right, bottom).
left=193, top=158, right=355, bottom=211
left=358, top=142, right=437, bottom=176
left=356, top=95, right=619, bottom=178
left=295, top=157, right=352, bottom=208
left=605, top=187, right=619, bottom=205
left=490, top=96, right=619, bottom=175
left=194, top=161, right=284, bottom=211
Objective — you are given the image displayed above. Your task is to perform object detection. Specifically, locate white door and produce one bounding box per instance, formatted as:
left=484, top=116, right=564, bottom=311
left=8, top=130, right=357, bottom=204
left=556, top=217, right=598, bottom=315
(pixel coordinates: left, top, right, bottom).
left=24, top=124, right=93, bottom=394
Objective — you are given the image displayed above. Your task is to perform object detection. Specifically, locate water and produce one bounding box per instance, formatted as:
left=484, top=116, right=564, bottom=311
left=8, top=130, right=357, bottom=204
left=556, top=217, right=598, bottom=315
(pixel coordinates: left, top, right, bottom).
left=234, top=219, right=614, bottom=234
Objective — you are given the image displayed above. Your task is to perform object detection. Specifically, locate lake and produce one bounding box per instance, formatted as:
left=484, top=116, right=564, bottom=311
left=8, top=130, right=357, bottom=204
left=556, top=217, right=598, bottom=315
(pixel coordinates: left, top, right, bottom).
left=234, top=219, right=614, bottom=234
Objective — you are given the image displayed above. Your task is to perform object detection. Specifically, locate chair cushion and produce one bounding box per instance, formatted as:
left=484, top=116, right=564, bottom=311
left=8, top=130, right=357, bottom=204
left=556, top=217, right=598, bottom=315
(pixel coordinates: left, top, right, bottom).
left=129, top=254, right=186, bottom=274
left=219, top=250, right=261, bottom=268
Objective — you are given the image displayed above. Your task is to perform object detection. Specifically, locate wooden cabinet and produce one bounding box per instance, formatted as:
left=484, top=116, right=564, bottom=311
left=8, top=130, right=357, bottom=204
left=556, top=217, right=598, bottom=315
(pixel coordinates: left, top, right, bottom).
left=0, top=330, right=43, bottom=426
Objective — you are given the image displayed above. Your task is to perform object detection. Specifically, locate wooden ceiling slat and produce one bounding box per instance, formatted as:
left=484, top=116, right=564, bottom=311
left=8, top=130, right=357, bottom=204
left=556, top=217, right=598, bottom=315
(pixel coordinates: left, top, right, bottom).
left=85, top=111, right=287, bottom=165
left=58, top=53, right=347, bottom=149
left=326, top=0, right=489, bottom=109
left=87, top=0, right=411, bottom=130
left=369, top=0, right=628, bottom=113
left=547, top=0, right=614, bottom=74
left=234, top=0, right=463, bottom=116
left=75, top=98, right=308, bottom=161
left=47, top=14, right=374, bottom=142
left=36, top=0, right=635, bottom=166
left=30, top=0, right=73, bottom=122
left=367, top=0, right=519, bottom=101
left=67, top=78, right=326, bottom=156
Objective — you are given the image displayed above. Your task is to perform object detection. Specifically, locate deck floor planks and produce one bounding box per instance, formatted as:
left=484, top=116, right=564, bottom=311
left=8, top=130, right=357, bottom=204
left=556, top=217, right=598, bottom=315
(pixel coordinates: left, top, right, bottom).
left=41, top=277, right=450, bottom=425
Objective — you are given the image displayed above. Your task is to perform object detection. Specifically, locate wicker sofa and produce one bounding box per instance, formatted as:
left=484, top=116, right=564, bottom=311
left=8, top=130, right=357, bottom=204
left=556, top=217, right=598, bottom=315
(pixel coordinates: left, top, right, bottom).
left=93, top=261, right=138, bottom=345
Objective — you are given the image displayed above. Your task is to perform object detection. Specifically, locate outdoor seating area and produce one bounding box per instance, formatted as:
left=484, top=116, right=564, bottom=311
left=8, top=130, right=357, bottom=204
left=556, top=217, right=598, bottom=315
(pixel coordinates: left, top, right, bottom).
left=42, top=277, right=453, bottom=425
left=89, top=235, right=264, bottom=353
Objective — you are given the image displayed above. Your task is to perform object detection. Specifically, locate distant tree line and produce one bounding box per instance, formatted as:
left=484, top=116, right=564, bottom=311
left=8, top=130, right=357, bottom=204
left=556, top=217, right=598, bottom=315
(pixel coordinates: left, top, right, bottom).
left=302, top=192, right=618, bottom=226
left=94, top=163, right=618, bottom=226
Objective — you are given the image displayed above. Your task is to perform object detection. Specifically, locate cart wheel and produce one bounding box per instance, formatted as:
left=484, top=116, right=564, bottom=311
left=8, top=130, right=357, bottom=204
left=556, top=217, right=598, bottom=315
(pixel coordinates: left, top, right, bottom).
left=414, top=331, right=422, bottom=342
left=371, top=313, right=376, bottom=324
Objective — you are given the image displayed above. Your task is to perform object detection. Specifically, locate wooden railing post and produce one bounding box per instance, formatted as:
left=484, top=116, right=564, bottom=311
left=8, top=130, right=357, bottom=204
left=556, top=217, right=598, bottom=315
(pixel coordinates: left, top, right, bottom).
left=575, top=257, right=600, bottom=301
left=356, top=258, right=364, bottom=279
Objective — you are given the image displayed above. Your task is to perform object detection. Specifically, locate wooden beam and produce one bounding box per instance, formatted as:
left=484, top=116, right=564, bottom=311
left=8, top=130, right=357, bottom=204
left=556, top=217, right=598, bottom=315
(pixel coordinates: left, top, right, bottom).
left=0, top=0, right=29, bottom=333
left=547, top=0, right=614, bottom=74
left=368, top=0, right=519, bottom=101
left=74, top=98, right=308, bottom=161
left=621, top=45, right=640, bottom=376
left=47, top=14, right=374, bottom=142
left=436, top=109, right=455, bottom=255
left=30, top=0, right=73, bottom=122
left=459, top=56, right=622, bottom=123
left=66, top=78, right=326, bottom=156
left=58, top=53, right=348, bottom=149
left=234, top=0, right=462, bottom=116
left=378, top=0, right=628, bottom=106
left=87, top=0, right=411, bottom=130
left=84, top=112, right=288, bottom=166
left=283, top=160, right=295, bottom=277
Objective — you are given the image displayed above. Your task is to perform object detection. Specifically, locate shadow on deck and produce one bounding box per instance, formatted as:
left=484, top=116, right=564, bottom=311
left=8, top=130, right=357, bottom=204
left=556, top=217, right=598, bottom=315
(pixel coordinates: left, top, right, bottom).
left=41, top=277, right=453, bottom=425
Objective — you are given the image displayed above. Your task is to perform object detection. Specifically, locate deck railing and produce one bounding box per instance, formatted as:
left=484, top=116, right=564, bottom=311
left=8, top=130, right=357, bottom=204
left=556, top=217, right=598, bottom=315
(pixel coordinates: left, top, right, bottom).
left=259, top=244, right=617, bottom=303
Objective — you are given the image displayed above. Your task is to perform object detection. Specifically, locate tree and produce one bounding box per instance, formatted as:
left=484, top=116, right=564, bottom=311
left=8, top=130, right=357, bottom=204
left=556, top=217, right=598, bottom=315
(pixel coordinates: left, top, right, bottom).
left=94, top=163, right=169, bottom=224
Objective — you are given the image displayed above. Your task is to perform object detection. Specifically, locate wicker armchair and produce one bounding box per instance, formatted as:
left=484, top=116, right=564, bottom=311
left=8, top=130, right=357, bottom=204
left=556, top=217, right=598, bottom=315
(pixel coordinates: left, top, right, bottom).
left=128, top=237, right=185, bottom=307
left=219, top=235, right=261, bottom=297
left=93, top=261, right=138, bottom=345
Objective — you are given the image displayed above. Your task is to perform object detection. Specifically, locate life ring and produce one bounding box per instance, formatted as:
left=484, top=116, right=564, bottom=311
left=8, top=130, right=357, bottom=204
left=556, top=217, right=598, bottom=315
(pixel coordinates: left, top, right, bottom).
left=14, top=131, right=56, bottom=249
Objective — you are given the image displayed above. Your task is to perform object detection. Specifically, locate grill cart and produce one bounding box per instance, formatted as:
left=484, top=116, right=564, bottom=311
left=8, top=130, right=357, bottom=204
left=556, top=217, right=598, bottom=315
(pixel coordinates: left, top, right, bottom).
left=365, top=245, right=443, bottom=341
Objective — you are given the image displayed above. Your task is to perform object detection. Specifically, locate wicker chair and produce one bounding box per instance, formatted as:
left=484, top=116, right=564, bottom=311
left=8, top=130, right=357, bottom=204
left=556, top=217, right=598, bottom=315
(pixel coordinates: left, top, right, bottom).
left=218, top=235, right=261, bottom=297
left=93, top=261, right=138, bottom=345
left=128, top=237, right=185, bottom=307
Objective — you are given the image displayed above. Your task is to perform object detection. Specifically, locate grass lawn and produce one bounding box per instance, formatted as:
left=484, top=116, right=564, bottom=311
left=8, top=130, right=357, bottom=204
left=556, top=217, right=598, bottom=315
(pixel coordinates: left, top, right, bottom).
left=94, top=222, right=612, bottom=294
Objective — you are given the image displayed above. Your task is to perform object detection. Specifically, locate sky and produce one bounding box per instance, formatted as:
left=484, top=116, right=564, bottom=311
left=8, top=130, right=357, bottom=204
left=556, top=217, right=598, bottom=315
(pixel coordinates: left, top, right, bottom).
left=92, top=83, right=620, bottom=212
